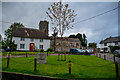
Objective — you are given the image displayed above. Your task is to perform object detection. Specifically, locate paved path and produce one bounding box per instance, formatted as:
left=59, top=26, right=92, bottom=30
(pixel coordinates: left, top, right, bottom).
left=2, top=53, right=120, bottom=64
left=92, top=53, right=120, bottom=64
left=2, top=54, right=59, bottom=58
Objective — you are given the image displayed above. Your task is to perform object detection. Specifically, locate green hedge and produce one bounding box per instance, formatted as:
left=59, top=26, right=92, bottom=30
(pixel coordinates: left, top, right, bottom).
left=47, top=48, right=53, bottom=52
left=111, top=46, right=119, bottom=53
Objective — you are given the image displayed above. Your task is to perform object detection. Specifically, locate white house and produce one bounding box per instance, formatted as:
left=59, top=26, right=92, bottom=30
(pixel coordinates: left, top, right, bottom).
left=12, top=20, right=50, bottom=51
left=100, top=36, right=120, bottom=52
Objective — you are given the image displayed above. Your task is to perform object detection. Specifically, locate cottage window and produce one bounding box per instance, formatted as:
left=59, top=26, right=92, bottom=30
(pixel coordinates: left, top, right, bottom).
left=20, top=37, right=25, bottom=41
left=40, top=39, right=43, bottom=42
left=31, top=38, right=34, bottom=42
left=70, top=43, right=73, bottom=46
left=115, top=42, right=118, bottom=45
left=20, top=44, right=25, bottom=49
left=104, top=43, right=107, bottom=46
left=39, top=45, right=43, bottom=49
left=76, top=43, right=79, bottom=46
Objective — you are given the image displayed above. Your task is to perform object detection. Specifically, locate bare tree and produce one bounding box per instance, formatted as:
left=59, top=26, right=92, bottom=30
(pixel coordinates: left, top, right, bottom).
left=52, top=27, right=58, bottom=51
left=46, top=1, right=77, bottom=52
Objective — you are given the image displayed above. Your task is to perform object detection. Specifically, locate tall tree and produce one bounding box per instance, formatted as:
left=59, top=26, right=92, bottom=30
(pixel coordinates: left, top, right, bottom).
left=5, top=22, right=24, bottom=42
left=68, top=34, right=77, bottom=38
left=68, top=33, right=87, bottom=47
left=76, top=33, right=82, bottom=48
left=4, top=22, right=24, bottom=50
left=76, top=33, right=82, bottom=40
left=2, top=38, right=17, bottom=51
left=46, top=1, right=77, bottom=52
left=52, top=27, right=58, bottom=51
left=82, top=33, right=87, bottom=47
left=88, top=42, right=97, bottom=48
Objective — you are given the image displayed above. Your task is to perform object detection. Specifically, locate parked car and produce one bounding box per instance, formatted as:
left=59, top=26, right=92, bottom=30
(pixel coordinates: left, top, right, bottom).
left=86, top=49, right=95, bottom=54
left=70, top=48, right=84, bottom=55
left=113, top=50, right=120, bottom=57
left=82, top=50, right=85, bottom=54
left=78, top=49, right=85, bottom=55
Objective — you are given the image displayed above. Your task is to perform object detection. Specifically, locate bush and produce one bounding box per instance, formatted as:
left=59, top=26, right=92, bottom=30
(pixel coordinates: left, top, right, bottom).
left=47, top=48, right=53, bottom=52
left=40, top=49, right=44, bottom=52
left=34, top=46, right=40, bottom=52
left=9, top=43, right=17, bottom=51
left=2, top=40, right=17, bottom=51
left=111, top=46, right=119, bottom=53
left=54, top=51, right=58, bottom=53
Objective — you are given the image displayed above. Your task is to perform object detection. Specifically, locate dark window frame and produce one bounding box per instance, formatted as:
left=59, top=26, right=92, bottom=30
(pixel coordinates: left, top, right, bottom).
left=104, top=43, right=107, bottom=46
left=115, top=42, right=118, bottom=45
left=20, top=37, right=25, bottom=41
left=40, top=39, right=43, bottom=42
left=20, top=44, right=25, bottom=49
left=39, top=45, right=43, bottom=49
left=31, top=38, right=34, bottom=42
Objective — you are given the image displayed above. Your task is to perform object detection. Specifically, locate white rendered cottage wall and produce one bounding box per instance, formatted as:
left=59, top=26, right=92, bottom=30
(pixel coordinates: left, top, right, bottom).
left=100, top=44, right=105, bottom=52
left=12, top=37, right=50, bottom=51
left=100, top=42, right=120, bottom=52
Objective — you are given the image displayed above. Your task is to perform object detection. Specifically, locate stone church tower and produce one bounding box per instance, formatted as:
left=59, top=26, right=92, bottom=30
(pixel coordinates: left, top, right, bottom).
left=39, top=20, right=49, bottom=35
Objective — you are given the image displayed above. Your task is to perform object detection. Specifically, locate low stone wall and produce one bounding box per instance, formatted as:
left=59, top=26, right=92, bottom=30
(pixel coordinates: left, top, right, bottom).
left=94, top=53, right=120, bottom=64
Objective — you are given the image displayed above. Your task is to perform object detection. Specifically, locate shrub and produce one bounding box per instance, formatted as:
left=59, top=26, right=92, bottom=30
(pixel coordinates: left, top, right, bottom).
left=8, top=41, right=17, bottom=51
left=47, top=48, right=53, bottom=52
left=111, top=46, right=119, bottom=53
left=40, top=49, right=44, bottom=52
left=54, top=51, right=58, bottom=53
left=34, top=46, right=40, bottom=52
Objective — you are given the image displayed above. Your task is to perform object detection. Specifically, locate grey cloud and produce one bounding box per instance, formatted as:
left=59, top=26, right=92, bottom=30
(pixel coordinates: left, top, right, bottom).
left=2, top=2, right=118, bottom=47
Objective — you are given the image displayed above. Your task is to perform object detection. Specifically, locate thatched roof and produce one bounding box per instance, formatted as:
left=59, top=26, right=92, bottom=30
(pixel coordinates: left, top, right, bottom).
left=12, top=27, right=49, bottom=39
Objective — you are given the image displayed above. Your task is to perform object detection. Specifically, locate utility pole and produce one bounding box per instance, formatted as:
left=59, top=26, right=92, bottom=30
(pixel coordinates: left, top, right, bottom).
left=118, top=1, right=120, bottom=47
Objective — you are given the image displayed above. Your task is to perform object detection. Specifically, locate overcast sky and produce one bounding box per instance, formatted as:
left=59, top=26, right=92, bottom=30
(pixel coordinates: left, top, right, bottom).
left=1, top=1, right=119, bottom=47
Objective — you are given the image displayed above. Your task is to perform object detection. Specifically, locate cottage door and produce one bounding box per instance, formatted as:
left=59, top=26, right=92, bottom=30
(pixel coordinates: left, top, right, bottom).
left=30, top=43, right=34, bottom=52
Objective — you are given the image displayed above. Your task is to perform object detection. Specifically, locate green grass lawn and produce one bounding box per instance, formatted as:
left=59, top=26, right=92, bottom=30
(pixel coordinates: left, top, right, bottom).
left=2, top=55, right=120, bottom=79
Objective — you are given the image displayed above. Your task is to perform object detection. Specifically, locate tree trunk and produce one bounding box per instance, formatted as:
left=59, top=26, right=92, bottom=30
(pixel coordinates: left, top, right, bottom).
left=60, top=36, right=63, bottom=52
left=54, top=37, right=56, bottom=51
